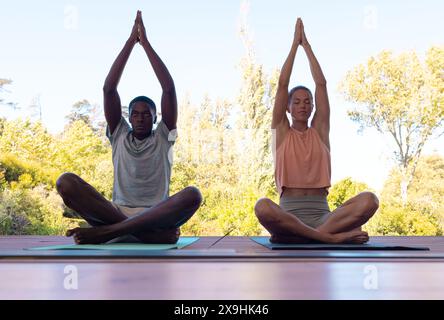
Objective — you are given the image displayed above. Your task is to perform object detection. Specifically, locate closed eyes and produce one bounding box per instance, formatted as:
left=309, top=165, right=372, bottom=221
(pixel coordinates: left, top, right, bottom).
left=294, top=99, right=311, bottom=104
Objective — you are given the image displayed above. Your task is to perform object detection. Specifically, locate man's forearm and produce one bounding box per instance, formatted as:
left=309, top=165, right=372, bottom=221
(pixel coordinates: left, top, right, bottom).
left=141, top=42, right=175, bottom=92
left=103, top=39, right=136, bottom=91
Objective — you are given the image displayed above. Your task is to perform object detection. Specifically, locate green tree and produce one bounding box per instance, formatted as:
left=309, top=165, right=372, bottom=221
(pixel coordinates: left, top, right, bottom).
left=327, top=177, right=370, bottom=211
left=65, top=99, right=107, bottom=135
left=0, top=118, right=56, bottom=170
left=0, top=78, right=16, bottom=110
left=365, top=154, right=444, bottom=236
left=172, top=3, right=281, bottom=236
left=28, top=94, right=43, bottom=122
left=0, top=117, right=6, bottom=136
left=0, top=116, right=112, bottom=235
left=0, top=188, right=31, bottom=235
left=172, top=95, right=242, bottom=235
left=66, top=99, right=94, bottom=126
left=0, top=185, right=79, bottom=235
left=53, top=120, right=112, bottom=195
left=0, top=152, right=58, bottom=189
left=236, top=4, right=279, bottom=197
left=170, top=4, right=281, bottom=236
left=340, top=47, right=444, bottom=203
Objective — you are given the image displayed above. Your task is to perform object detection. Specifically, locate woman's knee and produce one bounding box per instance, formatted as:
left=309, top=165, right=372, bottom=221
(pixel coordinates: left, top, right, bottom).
left=56, top=172, right=80, bottom=197
left=359, top=192, right=379, bottom=216
left=254, top=198, right=274, bottom=221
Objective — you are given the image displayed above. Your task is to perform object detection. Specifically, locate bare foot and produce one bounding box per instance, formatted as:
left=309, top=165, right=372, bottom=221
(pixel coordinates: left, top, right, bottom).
left=270, top=234, right=312, bottom=244
left=66, top=226, right=116, bottom=244
left=135, top=228, right=180, bottom=244
left=66, top=226, right=180, bottom=245
left=330, top=230, right=369, bottom=244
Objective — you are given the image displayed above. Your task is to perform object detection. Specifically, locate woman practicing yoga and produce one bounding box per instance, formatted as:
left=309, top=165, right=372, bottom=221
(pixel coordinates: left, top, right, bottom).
left=56, top=11, right=202, bottom=244
left=255, top=18, right=379, bottom=244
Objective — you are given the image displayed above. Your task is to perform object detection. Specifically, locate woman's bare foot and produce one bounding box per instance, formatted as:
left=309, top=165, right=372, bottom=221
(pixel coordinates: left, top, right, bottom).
left=270, top=228, right=368, bottom=245
left=330, top=230, right=369, bottom=244
left=270, top=233, right=313, bottom=244
left=66, top=225, right=116, bottom=244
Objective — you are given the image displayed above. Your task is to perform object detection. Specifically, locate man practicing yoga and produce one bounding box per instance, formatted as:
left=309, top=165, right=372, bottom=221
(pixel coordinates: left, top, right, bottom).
left=56, top=11, right=202, bottom=244
left=255, top=18, right=379, bottom=244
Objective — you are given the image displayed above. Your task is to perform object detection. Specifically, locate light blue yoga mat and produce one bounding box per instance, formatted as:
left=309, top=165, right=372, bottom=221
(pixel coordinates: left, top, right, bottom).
left=26, top=237, right=199, bottom=251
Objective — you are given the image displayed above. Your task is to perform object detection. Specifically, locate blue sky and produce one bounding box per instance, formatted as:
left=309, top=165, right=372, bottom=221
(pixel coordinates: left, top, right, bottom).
left=1, top=0, right=443, bottom=191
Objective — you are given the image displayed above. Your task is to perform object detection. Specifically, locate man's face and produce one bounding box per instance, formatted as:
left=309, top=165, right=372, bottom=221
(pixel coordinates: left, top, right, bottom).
left=288, top=89, right=313, bottom=122
left=129, top=101, right=155, bottom=137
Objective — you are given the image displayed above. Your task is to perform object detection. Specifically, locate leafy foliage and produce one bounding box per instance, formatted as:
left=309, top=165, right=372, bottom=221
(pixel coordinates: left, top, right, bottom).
left=327, top=177, right=370, bottom=211
left=340, top=47, right=444, bottom=202
left=0, top=45, right=442, bottom=236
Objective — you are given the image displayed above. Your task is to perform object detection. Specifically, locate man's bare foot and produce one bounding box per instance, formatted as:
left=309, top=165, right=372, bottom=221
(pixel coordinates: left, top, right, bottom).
left=134, top=228, right=180, bottom=244
left=66, top=225, right=116, bottom=244
left=66, top=226, right=181, bottom=245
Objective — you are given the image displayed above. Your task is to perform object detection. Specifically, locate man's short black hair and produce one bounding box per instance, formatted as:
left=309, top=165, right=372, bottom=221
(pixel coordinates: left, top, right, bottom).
left=128, top=96, right=156, bottom=118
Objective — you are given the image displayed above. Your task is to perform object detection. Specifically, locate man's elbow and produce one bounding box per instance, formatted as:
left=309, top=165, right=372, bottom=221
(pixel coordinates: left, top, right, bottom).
left=162, top=85, right=176, bottom=95
left=103, top=84, right=117, bottom=94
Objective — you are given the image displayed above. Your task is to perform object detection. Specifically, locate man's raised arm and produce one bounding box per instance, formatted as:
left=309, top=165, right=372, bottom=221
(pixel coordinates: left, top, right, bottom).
left=137, top=11, right=177, bottom=131
left=103, top=12, right=140, bottom=135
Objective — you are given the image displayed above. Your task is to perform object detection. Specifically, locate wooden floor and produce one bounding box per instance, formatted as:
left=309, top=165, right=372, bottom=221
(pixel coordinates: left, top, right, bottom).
left=1, top=236, right=444, bottom=299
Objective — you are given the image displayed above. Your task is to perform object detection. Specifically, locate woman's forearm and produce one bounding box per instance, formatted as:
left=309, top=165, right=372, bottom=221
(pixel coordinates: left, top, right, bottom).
left=279, top=39, right=299, bottom=87
left=303, top=44, right=326, bottom=86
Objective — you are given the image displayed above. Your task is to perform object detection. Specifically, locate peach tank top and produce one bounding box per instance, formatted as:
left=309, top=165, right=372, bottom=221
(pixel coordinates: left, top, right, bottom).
left=274, top=127, right=331, bottom=196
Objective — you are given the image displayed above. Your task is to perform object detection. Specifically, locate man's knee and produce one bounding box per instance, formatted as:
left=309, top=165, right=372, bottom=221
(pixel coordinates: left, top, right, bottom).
left=182, top=186, right=203, bottom=208
left=56, top=172, right=80, bottom=197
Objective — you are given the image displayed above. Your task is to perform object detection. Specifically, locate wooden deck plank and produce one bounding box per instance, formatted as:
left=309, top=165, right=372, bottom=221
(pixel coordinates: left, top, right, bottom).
left=1, top=236, right=444, bottom=299
left=1, top=260, right=444, bottom=299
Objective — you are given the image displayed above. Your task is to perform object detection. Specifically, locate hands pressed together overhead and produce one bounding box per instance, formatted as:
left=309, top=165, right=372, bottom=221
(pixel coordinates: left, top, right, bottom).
left=130, top=10, right=148, bottom=46
left=294, top=17, right=309, bottom=47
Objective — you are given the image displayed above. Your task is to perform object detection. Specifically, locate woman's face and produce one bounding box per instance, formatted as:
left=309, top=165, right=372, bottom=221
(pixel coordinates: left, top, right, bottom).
left=288, top=89, right=313, bottom=122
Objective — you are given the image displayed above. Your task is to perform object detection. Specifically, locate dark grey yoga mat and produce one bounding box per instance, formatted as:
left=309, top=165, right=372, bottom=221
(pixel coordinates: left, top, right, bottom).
left=250, top=237, right=430, bottom=251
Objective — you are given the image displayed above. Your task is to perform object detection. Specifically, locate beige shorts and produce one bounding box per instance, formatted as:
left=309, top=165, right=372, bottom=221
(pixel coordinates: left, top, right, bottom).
left=107, top=203, right=149, bottom=243
left=279, top=195, right=331, bottom=228
left=111, top=202, right=148, bottom=217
